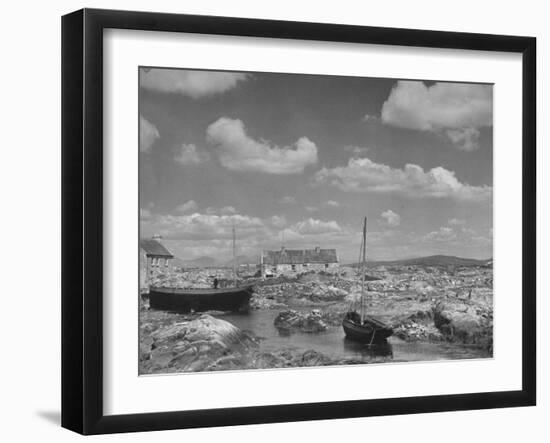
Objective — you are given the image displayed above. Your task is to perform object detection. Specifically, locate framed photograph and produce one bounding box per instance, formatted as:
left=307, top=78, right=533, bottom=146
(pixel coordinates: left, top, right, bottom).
left=62, top=8, right=536, bottom=435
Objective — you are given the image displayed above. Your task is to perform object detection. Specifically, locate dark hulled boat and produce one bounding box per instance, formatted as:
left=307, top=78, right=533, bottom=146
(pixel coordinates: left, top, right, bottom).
left=342, top=312, right=393, bottom=343
left=149, top=284, right=254, bottom=312
left=342, top=217, right=393, bottom=344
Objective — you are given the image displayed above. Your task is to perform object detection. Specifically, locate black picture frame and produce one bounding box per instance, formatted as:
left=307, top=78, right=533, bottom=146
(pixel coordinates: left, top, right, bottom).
left=61, top=8, right=536, bottom=435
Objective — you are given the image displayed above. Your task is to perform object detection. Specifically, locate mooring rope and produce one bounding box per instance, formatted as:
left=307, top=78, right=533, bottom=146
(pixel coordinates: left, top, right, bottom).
left=369, top=328, right=376, bottom=346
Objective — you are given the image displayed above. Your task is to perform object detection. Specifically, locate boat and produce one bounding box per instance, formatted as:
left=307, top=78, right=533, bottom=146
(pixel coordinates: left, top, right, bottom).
left=149, top=284, right=254, bottom=312
left=149, top=226, right=253, bottom=312
left=342, top=217, right=393, bottom=343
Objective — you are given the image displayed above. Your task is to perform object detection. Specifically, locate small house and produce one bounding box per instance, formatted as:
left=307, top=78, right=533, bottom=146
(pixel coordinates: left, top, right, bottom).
left=139, top=236, right=174, bottom=288
left=260, top=246, right=338, bottom=277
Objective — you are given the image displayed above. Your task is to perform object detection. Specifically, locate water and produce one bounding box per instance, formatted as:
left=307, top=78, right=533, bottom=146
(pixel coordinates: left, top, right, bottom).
left=219, top=309, right=489, bottom=364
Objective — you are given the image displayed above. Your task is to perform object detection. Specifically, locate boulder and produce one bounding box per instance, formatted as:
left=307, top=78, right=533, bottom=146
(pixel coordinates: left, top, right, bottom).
left=140, top=314, right=257, bottom=373
left=274, top=309, right=328, bottom=333
left=432, top=300, right=493, bottom=348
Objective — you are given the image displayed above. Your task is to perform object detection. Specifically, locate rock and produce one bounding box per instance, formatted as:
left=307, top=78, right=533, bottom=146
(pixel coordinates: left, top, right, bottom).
left=298, top=349, right=334, bottom=366
left=274, top=309, right=328, bottom=333
left=432, top=300, right=493, bottom=348
left=140, top=314, right=257, bottom=373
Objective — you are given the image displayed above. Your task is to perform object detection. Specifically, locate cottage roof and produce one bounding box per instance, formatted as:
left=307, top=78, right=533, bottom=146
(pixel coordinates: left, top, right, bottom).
left=140, top=239, right=174, bottom=258
left=263, top=248, right=337, bottom=265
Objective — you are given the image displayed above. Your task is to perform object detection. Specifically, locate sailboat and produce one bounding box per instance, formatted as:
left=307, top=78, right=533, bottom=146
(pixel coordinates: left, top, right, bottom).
left=149, top=226, right=254, bottom=312
left=342, top=217, right=393, bottom=343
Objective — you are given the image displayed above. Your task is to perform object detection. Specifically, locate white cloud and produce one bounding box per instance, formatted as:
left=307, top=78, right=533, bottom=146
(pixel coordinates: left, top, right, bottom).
left=424, top=226, right=456, bottom=242
left=362, top=114, right=379, bottom=123
left=174, top=143, right=209, bottom=165
left=422, top=222, right=491, bottom=248
left=380, top=210, right=401, bottom=227
left=141, top=210, right=342, bottom=253
left=140, top=69, right=249, bottom=98
left=448, top=218, right=466, bottom=226
left=207, top=118, right=318, bottom=174
left=140, top=115, right=160, bottom=152
left=290, top=218, right=342, bottom=235
left=269, top=215, right=287, bottom=228
left=325, top=200, right=340, bottom=207
left=280, top=196, right=296, bottom=204
left=145, top=212, right=265, bottom=241
left=381, top=81, right=492, bottom=151
left=140, top=208, right=152, bottom=219
left=314, top=157, right=492, bottom=202
left=305, top=206, right=318, bottom=212
left=445, top=127, right=481, bottom=152
left=176, top=200, right=198, bottom=214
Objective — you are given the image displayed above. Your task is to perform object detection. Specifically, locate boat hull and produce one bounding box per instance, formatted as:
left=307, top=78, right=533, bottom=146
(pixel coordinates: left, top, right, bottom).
left=149, top=285, right=254, bottom=312
left=342, top=315, right=393, bottom=343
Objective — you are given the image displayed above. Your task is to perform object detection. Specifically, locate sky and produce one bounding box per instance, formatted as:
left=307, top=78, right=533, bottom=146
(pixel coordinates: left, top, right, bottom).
left=139, top=67, right=493, bottom=263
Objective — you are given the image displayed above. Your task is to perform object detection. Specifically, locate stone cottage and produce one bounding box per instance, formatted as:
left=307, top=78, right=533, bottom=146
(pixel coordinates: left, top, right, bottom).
left=260, top=246, right=338, bottom=277
left=139, top=235, right=174, bottom=289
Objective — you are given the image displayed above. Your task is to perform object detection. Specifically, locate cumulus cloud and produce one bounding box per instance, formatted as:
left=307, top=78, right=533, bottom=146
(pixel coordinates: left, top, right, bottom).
left=207, top=118, right=318, bottom=174
left=362, top=114, right=379, bottom=123
left=174, top=143, right=209, bottom=165
left=380, top=210, right=401, bottom=227
left=305, top=206, right=319, bottom=212
left=269, top=215, right=287, bottom=228
left=140, top=115, right=160, bottom=152
left=141, top=210, right=342, bottom=253
left=280, top=196, right=296, bottom=204
left=146, top=212, right=265, bottom=241
left=140, top=69, right=249, bottom=98
left=445, top=127, right=481, bottom=152
left=176, top=200, right=198, bottom=214
left=381, top=80, right=492, bottom=150
left=290, top=218, right=342, bottom=235
left=314, top=157, right=492, bottom=202
left=448, top=218, right=466, bottom=226
left=424, top=226, right=456, bottom=242
left=422, top=224, right=491, bottom=247
left=324, top=200, right=340, bottom=207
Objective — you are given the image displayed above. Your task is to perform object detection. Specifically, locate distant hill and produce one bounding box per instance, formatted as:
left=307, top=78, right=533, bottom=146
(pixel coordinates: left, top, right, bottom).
left=174, top=256, right=219, bottom=268
left=349, top=255, right=491, bottom=268
left=173, top=254, right=258, bottom=269
left=222, top=255, right=258, bottom=267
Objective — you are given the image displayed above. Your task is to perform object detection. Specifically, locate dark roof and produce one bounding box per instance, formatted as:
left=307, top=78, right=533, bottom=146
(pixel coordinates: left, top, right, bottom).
left=263, top=248, right=337, bottom=265
left=140, top=239, right=174, bottom=258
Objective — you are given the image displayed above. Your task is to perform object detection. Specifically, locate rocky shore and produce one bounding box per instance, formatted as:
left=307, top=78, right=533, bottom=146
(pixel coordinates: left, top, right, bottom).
left=140, top=263, right=493, bottom=374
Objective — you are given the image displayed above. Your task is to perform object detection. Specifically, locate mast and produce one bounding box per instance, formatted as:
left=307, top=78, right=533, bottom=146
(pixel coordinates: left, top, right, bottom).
left=232, top=225, right=237, bottom=287
left=361, top=217, right=367, bottom=323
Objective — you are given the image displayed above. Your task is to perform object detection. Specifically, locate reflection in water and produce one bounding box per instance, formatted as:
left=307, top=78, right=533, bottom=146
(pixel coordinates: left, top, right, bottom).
left=343, top=337, right=394, bottom=358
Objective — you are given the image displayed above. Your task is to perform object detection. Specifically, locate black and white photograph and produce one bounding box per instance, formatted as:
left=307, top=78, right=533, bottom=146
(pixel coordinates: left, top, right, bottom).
left=138, top=68, right=494, bottom=374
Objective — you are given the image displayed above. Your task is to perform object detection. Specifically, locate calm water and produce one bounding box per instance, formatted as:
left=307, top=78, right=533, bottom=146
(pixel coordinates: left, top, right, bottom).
left=219, top=309, right=489, bottom=363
